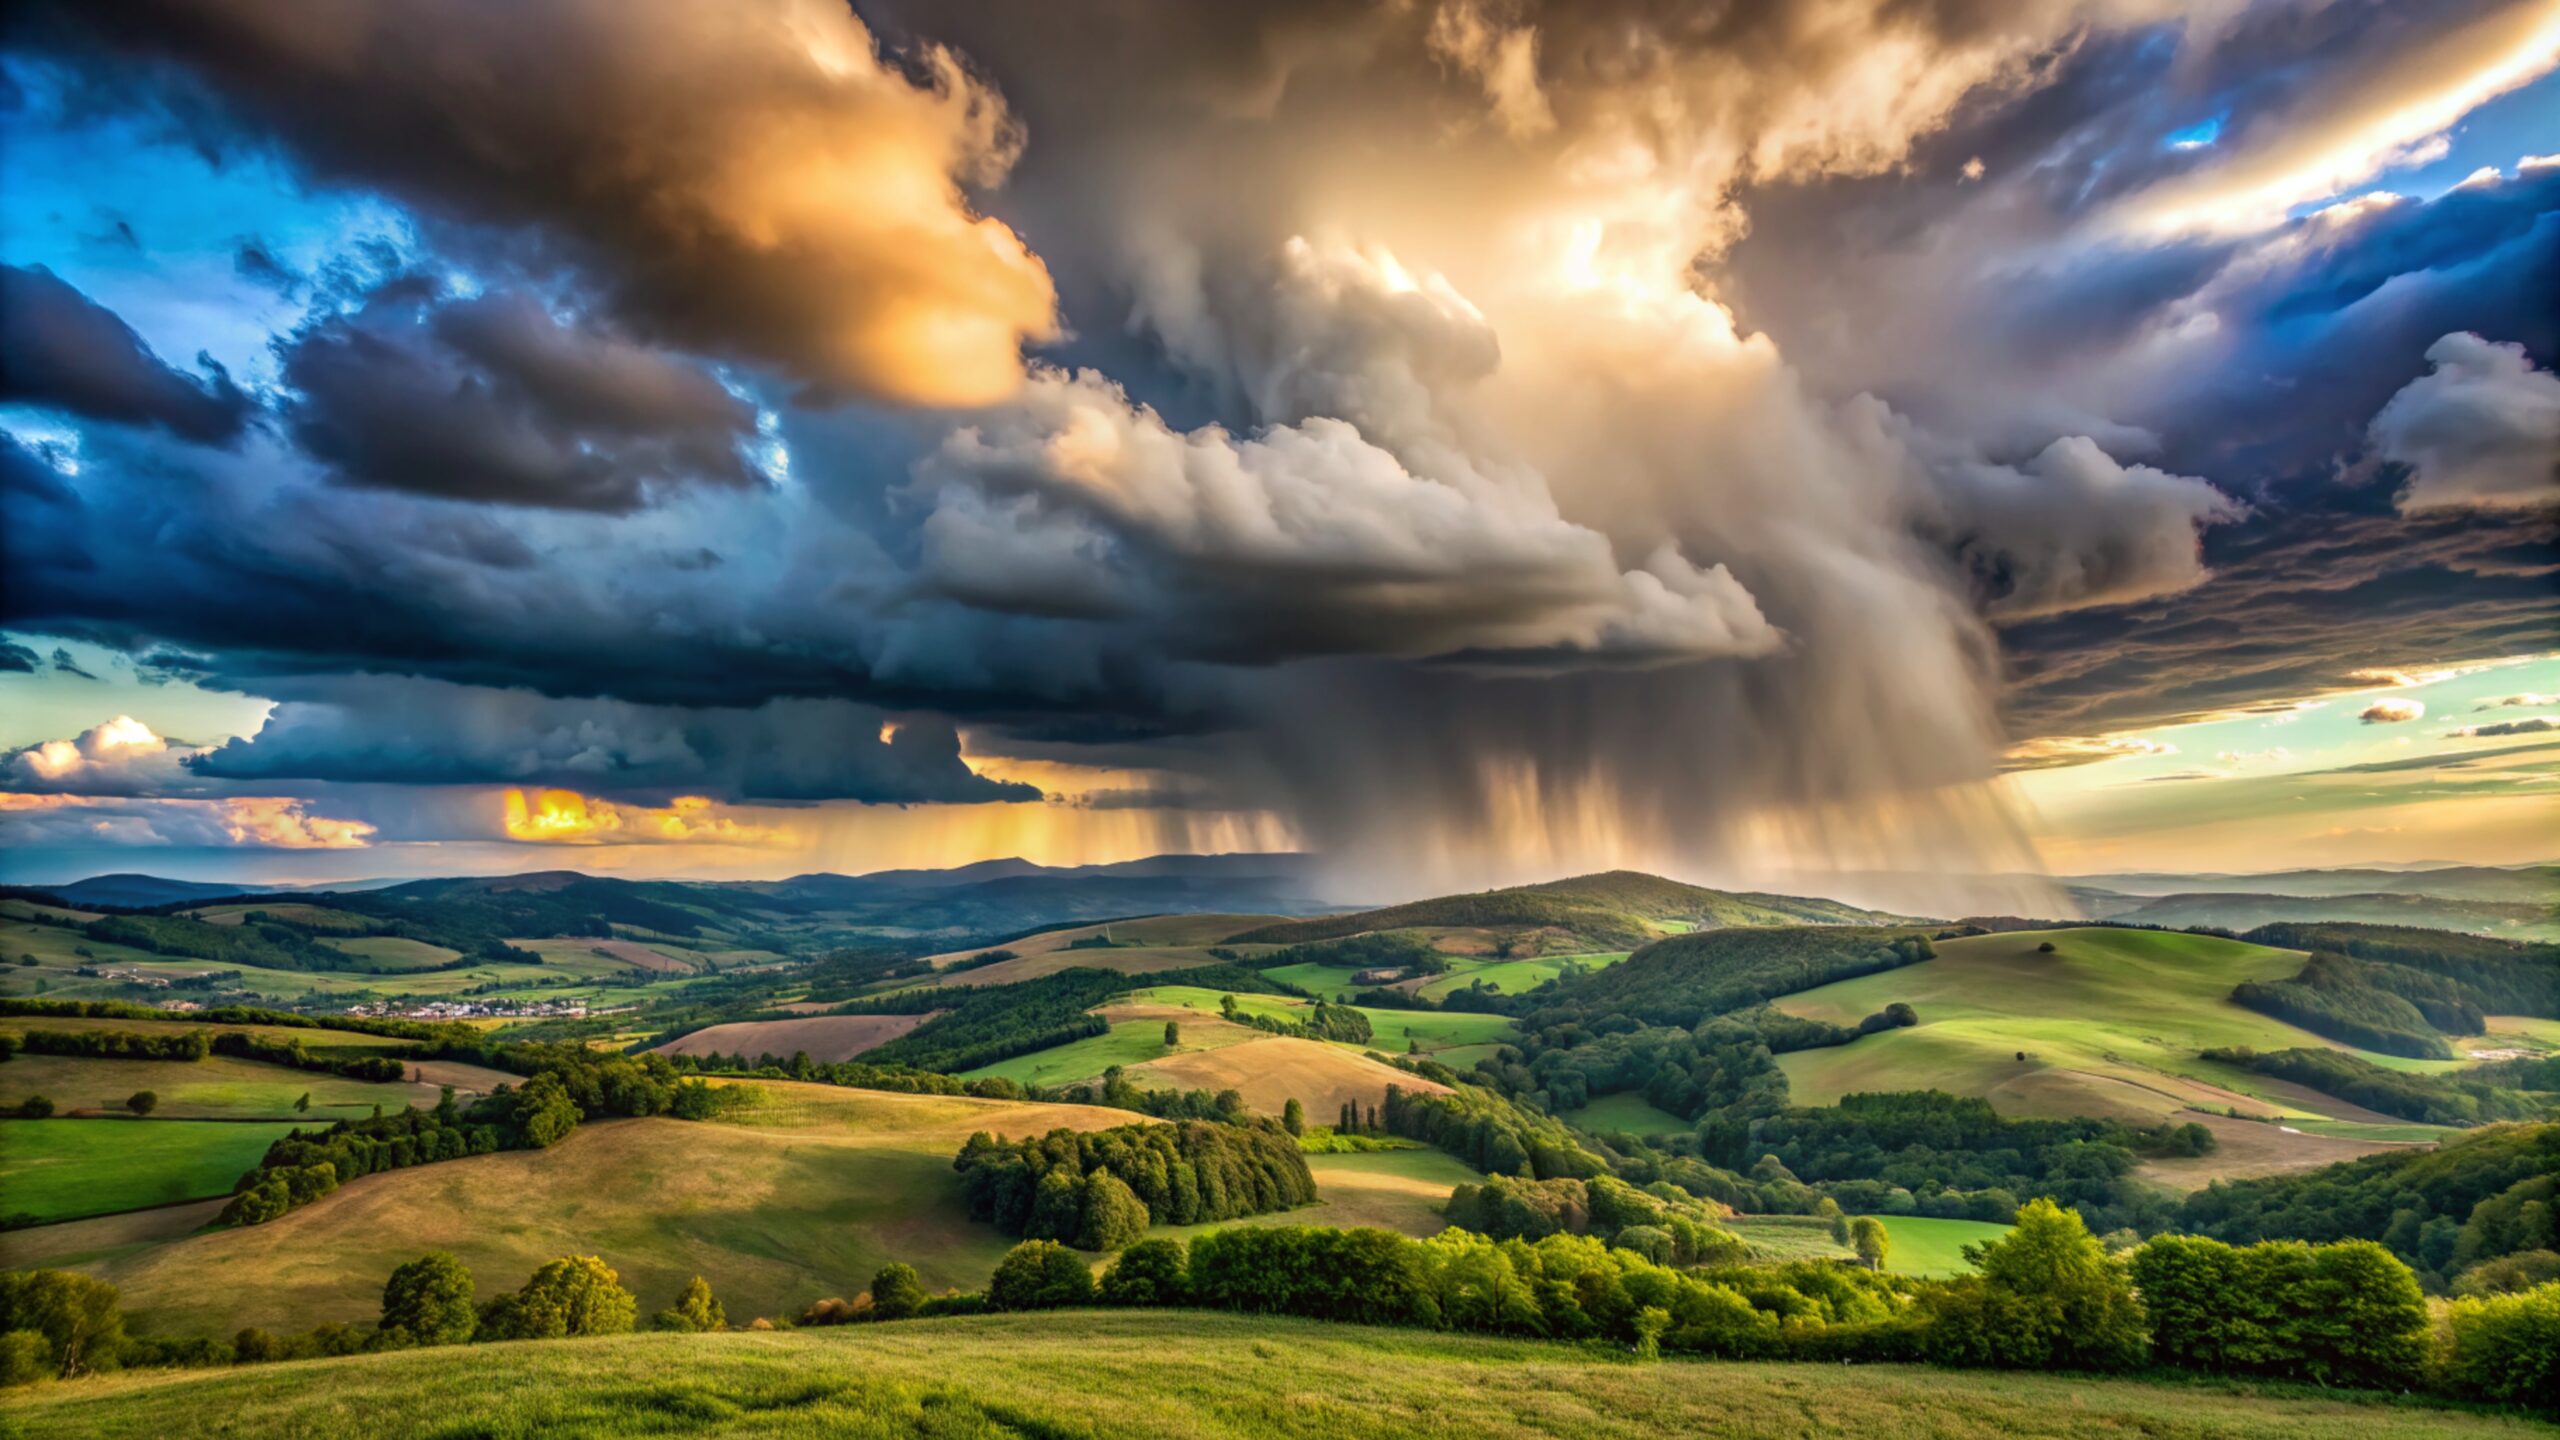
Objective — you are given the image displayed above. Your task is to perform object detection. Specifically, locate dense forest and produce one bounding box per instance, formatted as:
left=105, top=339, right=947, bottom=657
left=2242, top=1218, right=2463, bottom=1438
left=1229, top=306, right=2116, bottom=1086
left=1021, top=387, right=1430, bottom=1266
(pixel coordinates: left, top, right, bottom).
left=2176, top=1121, right=2559, bottom=1290
left=2204, top=1046, right=2555, bottom=1126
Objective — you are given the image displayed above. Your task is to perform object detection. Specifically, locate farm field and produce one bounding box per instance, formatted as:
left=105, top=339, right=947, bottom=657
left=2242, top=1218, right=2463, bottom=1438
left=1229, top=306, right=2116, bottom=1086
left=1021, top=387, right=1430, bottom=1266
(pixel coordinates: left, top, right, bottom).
left=18, top=1311, right=2537, bottom=1440
left=958, top=1016, right=1266, bottom=1088
left=915, top=914, right=1282, bottom=988
left=1723, top=1214, right=1856, bottom=1263
left=0, top=1118, right=303, bottom=1225
left=649, top=1012, right=938, bottom=1064
left=1772, top=928, right=2444, bottom=1126
left=1560, top=1091, right=1691, bottom=1139
left=0, top=1014, right=416, bottom=1051
left=1870, top=1216, right=2010, bottom=1277
left=1159, top=1148, right=1482, bottom=1242
left=0, top=1050, right=472, bottom=1120
left=1417, top=952, right=1630, bottom=1001
left=1122, top=984, right=1516, bottom=1055
left=316, top=936, right=463, bottom=968
left=48, top=1081, right=1151, bottom=1337
left=185, top=903, right=369, bottom=931
left=1120, top=1036, right=1449, bottom=1120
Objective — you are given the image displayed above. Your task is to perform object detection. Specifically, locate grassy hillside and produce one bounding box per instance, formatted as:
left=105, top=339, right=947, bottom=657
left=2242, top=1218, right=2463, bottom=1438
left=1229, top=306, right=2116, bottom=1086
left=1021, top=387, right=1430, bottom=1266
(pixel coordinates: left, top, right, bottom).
left=46, top=1082, right=1150, bottom=1336
left=1120, top=1036, right=1452, bottom=1120
left=12, top=1312, right=2539, bottom=1440
left=1226, top=872, right=1903, bottom=951
left=1770, top=929, right=2541, bottom=1131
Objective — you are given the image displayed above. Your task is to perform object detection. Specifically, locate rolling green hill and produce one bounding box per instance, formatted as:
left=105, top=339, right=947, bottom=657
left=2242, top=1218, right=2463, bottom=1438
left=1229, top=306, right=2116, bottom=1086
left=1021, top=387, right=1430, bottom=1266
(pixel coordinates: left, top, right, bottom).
left=1765, top=929, right=2555, bottom=1184
left=1225, top=872, right=1908, bottom=952
left=9, top=1312, right=2539, bottom=1440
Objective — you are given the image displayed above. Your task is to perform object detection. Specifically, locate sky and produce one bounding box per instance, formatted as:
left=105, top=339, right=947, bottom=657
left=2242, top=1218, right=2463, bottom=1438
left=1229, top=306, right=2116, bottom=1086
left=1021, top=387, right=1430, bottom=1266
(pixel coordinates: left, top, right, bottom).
left=0, top=0, right=2553, bottom=901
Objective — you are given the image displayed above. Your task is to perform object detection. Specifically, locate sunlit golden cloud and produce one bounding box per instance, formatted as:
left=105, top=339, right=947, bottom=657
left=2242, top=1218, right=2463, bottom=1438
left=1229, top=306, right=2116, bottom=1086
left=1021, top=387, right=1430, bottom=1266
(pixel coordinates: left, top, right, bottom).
left=499, top=789, right=784, bottom=847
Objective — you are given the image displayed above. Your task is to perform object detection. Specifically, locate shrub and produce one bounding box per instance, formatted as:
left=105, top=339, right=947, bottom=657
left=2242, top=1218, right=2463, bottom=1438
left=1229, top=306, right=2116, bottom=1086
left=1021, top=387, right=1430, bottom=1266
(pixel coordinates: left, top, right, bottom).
left=0, top=1270, right=125, bottom=1378
left=988, top=1241, right=1095, bottom=1311
left=2440, top=1282, right=2560, bottom=1410
left=1921, top=1198, right=2146, bottom=1371
left=16, top=1096, right=54, bottom=1119
left=869, top=1264, right=927, bottom=1321
left=652, top=1276, right=724, bottom=1333
left=0, top=1330, right=51, bottom=1388
left=126, top=1091, right=159, bottom=1117
left=379, top=1252, right=476, bottom=1347
left=1098, top=1238, right=1189, bottom=1306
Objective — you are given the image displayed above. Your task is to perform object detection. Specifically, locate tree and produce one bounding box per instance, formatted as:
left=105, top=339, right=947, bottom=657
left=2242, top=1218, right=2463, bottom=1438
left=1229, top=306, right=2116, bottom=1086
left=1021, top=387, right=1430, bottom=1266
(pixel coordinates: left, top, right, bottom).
left=869, top=1263, right=927, bottom=1321
left=511, top=1072, right=580, bottom=1149
left=0, top=1270, right=125, bottom=1378
left=989, top=1240, right=1094, bottom=1311
left=1924, top=1198, right=2147, bottom=1371
left=1098, top=1238, right=1189, bottom=1306
left=479, top=1256, right=636, bottom=1340
left=125, top=1091, right=158, bottom=1117
left=1163, top=1020, right=1181, bottom=1048
left=380, top=1252, right=476, bottom=1346
left=652, top=1275, right=724, bottom=1332
left=16, top=1096, right=52, bottom=1119
left=1078, top=1170, right=1149, bottom=1252
left=1632, top=1306, right=1670, bottom=1363
left=293, top=1092, right=311, bottom=1114
left=1849, top=1216, right=1890, bottom=1271
left=1282, top=1098, right=1305, bottom=1137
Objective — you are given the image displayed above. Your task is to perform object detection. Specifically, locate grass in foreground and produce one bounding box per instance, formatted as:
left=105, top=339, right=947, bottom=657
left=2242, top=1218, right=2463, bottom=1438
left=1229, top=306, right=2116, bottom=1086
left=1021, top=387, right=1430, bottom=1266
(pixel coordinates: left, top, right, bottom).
left=10, top=1311, right=2541, bottom=1440
left=0, top=1118, right=305, bottom=1224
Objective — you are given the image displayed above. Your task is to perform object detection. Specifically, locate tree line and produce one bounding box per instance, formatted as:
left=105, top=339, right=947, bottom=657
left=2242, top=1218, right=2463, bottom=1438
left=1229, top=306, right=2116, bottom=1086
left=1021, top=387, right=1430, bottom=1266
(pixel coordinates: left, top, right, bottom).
left=8, top=1202, right=2555, bottom=1410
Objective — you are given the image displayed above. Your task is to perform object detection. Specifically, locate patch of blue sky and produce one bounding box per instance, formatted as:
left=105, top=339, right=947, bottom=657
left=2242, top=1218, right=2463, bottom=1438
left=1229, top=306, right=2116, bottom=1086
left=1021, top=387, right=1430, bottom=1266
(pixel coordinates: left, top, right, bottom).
left=2, top=59, right=409, bottom=383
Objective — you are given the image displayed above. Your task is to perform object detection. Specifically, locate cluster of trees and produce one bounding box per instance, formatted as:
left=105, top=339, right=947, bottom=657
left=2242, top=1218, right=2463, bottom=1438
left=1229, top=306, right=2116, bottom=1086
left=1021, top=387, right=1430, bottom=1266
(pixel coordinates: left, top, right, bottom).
left=1522, top=928, right=1936, bottom=1031
left=0, top=997, right=453, bottom=1044
left=219, top=1050, right=725, bottom=1226
left=955, top=1120, right=1315, bottom=1245
left=2177, top=1121, right=2557, bottom=1290
left=2204, top=1046, right=2553, bottom=1126
left=1722, top=1092, right=2212, bottom=1235
left=2233, top=953, right=2464, bottom=1058
left=1372, top=1078, right=1610, bottom=1180
left=1442, top=1173, right=1745, bottom=1267
left=12, top=1028, right=210, bottom=1061
left=2241, top=924, right=2557, bottom=1018
left=1249, top=931, right=1450, bottom=978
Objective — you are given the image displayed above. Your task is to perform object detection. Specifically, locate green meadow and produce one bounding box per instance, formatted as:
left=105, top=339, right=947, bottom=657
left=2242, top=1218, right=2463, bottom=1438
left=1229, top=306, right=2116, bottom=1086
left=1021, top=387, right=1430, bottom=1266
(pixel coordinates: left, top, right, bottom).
left=1418, top=952, right=1631, bottom=1001
left=958, top=1017, right=1261, bottom=1087
left=0, top=1119, right=305, bottom=1225
left=1559, top=1091, right=1691, bottom=1139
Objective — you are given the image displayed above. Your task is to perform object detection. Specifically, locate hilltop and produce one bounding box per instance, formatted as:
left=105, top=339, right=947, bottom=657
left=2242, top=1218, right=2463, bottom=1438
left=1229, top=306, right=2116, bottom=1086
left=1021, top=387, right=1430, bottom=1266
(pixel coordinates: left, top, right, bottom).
left=1226, top=871, right=1910, bottom=952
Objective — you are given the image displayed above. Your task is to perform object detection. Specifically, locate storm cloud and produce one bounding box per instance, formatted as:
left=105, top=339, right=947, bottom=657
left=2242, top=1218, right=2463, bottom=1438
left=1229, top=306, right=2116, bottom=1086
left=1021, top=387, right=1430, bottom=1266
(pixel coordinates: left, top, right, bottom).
left=0, top=263, right=252, bottom=443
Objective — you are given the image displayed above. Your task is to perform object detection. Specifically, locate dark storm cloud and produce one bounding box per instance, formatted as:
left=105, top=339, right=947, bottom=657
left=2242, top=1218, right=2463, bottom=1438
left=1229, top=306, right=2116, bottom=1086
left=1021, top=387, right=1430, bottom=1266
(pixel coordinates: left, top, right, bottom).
left=231, top=239, right=300, bottom=296
left=187, top=675, right=1038, bottom=805
left=278, top=280, right=768, bottom=512
left=0, top=640, right=40, bottom=673
left=1999, top=496, right=2558, bottom=739
left=11, top=0, right=1059, bottom=406
left=0, top=263, right=252, bottom=444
